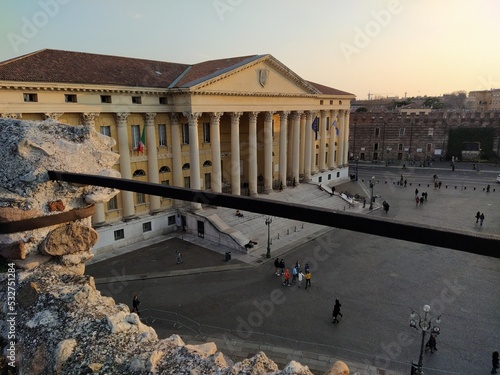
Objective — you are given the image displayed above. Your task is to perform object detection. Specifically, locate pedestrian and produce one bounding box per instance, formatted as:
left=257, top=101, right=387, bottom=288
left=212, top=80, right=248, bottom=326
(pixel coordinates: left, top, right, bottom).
left=438, top=181, right=442, bottom=189
left=480, top=213, right=485, bottom=226
left=425, top=334, right=437, bottom=353
left=415, top=188, right=419, bottom=197
left=305, top=270, right=311, bottom=289
left=279, top=259, right=285, bottom=275
left=298, top=270, right=304, bottom=288
left=404, top=179, right=407, bottom=187
left=363, top=198, right=366, bottom=208
left=415, top=196, right=420, bottom=207
left=304, top=263, right=310, bottom=273
left=176, top=250, right=183, bottom=264
left=291, top=266, right=298, bottom=284
left=274, top=257, right=280, bottom=275
left=475, top=211, right=481, bottom=224
left=282, top=268, right=291, bottom=286
left=383, top=201, right=389, bottom=213
left=295, top=260, right=301, bottom=272
left=332, top=298, right=343, bottom=324
left=487, top=184, right=491, bottom=193
left=420, top=196, right=424, bottom=206
left=132, top=295, right=141, bottom=315
left=492, top=351, right=499, bottom=374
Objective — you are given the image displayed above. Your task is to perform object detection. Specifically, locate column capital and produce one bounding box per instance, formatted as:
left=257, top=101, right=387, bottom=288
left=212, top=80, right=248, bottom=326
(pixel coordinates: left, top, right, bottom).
left=115, top=112, right=130, bottom=123
left=230, top=112, right=243, bottom=121
left=280, top=111, right=290, bottom=119
left=248, top=112, right=259, bottom=121
left=44, top=112, right=64, bottom=121
left=81, top=112, right=100, bottom=127
left=210, top=112, right=224, bottom=122
left=320, top=110, right=328, bottom=118
left=306, top=110, right=317, bottom=118
left=1, top=113, right=22, bottom=119
left=265, top=111, right=275, bottom=121
left=143, top=112, right=157, bottom=124
left=291, top=111, right=303, bottom=121
left=169, top=112, right=179, bottom=124
left=183, top=112, right=202, bottom=123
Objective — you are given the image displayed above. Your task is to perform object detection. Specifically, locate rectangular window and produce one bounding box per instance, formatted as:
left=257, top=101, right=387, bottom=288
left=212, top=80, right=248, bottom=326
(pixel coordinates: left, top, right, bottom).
left=107, top=195, right=118, bottom=210
left=131, top=125, right=140, bottom=150
left=197, top=220, right=204, bottom=238
left=398, top=143, right=403, bottom=151
left=374, top=143, right=379, bottom=151
left=114, top=229, right=124, bottom=241
left=428, top=128, right=434, bottom=136
left=100, top=126, right=111, bottom=137
left=136, top=192, right=145, bottom=204
left=205, top=173, right=211, bottom=190
left=143, top=222, right=152, bottom=232
left=326, top=117, right=330, bottom=131
left=132, top=96, right=142, bottom=104
left=184, top=176, right=191, bottom=188
left=427, top=143, right=432, bottom=152
left=203, top=122, right=210, bottom=143
left=23, top=93, right=38, bottom=102
left=399, top=128, right=405, bottom=137
left=161, top=179, right=170, bottom=186
left=101, top=95, right=112, bottom=103
left=158, top=124, right=167, bottom=146
left=65, top=94, right=77, bottom=103
left=168, top=215, right=175, bottom=225
left=159, top=97, right=167, bottom=104
left=182, top=123, right=189, bottom=144
left=375, top=128, right=380, bottom=136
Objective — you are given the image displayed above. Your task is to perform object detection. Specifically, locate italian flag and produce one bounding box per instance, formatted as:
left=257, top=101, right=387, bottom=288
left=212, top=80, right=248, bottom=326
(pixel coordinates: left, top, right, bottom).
left=138, top=126, right=146, bottom=153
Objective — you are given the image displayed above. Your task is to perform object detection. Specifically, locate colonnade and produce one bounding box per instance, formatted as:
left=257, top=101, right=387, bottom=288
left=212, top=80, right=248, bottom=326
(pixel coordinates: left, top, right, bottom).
left=38, top=109, right=349, bottom=223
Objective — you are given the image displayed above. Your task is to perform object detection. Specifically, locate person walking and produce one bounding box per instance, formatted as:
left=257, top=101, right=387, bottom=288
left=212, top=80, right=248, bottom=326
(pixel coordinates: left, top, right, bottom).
left=132, top=295, right=141, bottom=315
left=176, top=250, right=183, bottom=264
left=425, top=333, right=438, bottom=353
left=305, top=270, right=312, bottom=289
left=415, top=196, right=420, bottom=207
left=475, top=211, right=481, bottom=224
left=279, top=259, right=285, bottom=275
left=274, top=257, right=280, bottom=275
left=332, top=299, right=343, bottom=324
left=282, top=268, right=291, bottom=286
left=291, top=266, right=298, bottom=284
left=298, top=270, right=304, bottom=288
left=480, top=213, right=485, bottom=226
left=415, top=188, right=419, bottom=197
left=492, top=351, right=499, bottom=374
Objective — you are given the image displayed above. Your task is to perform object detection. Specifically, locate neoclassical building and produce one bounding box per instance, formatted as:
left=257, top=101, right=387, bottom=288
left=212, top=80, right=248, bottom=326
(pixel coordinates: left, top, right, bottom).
left=0, top=49, right=355, bottom=252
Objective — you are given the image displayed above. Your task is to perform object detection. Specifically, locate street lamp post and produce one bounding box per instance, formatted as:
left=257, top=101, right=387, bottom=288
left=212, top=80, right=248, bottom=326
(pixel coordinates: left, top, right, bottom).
left=355, top=158, right=359, bottom=181
left=409, top=304, right=441, bottom=375
left=369, top=176, right=375, bottom=209
left=265, top=216, right=273, bottom=258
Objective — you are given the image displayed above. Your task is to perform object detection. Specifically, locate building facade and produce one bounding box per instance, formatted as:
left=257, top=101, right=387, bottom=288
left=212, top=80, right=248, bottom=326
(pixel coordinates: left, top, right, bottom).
left=0, top=49, right=355, bottom=253
left=467, top=89, right=500, bottom=111
left=349, top=111, right=500, bottom=163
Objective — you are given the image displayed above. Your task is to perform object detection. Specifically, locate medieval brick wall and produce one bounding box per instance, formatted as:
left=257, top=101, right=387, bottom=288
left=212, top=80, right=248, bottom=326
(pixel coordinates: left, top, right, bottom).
left=349, top=111, right=500, bottom=163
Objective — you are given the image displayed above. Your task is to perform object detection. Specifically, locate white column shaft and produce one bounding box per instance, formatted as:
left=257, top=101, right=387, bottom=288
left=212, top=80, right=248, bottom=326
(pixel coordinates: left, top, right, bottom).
left=248, top=112, right=259, bottom=196
left=279, top=111, right=289, bottom=189
left=210, top=112, right=223, bottom=193
left=304, top=112, right=312, bottom=181
left=231, top=112, right=242, bottom=195
left=264, top=112, right=274, bottom=193
left=115, top=113, right=135, bottom=218
left=144, top=113, right=160, bottom=211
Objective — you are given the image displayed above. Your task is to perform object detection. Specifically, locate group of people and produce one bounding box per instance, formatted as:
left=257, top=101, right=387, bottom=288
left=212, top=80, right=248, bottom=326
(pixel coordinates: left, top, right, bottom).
left=414, top=188, right=429, bottom=206
left=274, top=258, right=311, bottom=289
left=475, top=211, right=486, bottom=226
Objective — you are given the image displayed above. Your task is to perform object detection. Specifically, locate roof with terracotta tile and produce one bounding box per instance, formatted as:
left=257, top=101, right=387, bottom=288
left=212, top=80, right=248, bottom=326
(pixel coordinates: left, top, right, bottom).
left=0, top=49, right=354, bottom=96
left=307, top=81, right=354, bottom=96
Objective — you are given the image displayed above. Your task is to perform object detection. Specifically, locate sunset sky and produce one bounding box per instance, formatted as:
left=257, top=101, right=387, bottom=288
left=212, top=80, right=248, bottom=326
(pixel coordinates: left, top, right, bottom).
left=1, top=0, right=499, bottom=99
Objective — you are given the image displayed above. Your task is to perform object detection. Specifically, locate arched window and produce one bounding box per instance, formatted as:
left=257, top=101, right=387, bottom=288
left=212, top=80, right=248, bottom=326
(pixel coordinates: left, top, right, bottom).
left=133, top=169, right=146, bottom=177
left=203, top=160, right=212, bottom=167
left=339, top=100, right=343, bottom=105
left=159, top=166, right=170, bottom=173
left=182, top=163, right=190, bottom=170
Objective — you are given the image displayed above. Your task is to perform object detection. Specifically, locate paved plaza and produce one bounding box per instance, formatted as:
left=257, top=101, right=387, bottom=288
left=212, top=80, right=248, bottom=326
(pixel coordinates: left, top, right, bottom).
left=87, top=162, right=500, bottom=374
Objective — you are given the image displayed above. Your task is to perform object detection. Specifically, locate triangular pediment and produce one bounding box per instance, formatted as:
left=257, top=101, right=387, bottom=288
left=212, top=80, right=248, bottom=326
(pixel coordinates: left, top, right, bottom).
left=186, top=55, right=321, bottom=96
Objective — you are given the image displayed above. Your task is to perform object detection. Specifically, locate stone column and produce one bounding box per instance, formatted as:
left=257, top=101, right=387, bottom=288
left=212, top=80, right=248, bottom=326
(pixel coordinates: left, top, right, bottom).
left=304, top=111, right=313, bottom=181
left=210, top=112, right=223, bottom=193
left=279, top=111, right=289, bottom=189
left=144, top=113, right=160, bottom=212
left=343, top=110, right=350, bottom=165
left=329, top=110, right=338, bottom=169
left=291, top=111, right=301, bottom=185
left=115, top=112, right=135, bottom=219
left=319, top=110, right=327, bottom=172
left=81, top=112, right=99, bottom=128
left=170, top=113, right=184, bottom=207
left=248, top=112, right=259, bottom=196
left=264, top=112, right=274, bottom=193
left=185, top=112, right=202, bottom=210
left=230, top=112, right=243, bottom=195
left=299, top=113, right=306, bottom=178
left=338, top=110, right=346, bottom=166
left=44, top=113, right=64, bottom=121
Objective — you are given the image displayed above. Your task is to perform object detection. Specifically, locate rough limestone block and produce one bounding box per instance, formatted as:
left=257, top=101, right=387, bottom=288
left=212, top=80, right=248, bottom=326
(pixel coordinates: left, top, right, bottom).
left=326, top=360, right=350, bottom=375
left=39, top=223, right=98, bottom=256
